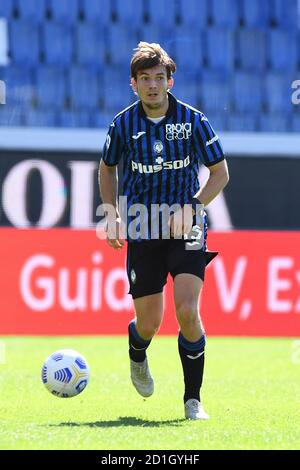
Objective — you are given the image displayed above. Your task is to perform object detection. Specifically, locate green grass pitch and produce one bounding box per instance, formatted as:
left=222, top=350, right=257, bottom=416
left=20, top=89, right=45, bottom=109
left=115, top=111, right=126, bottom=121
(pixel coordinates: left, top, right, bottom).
left=0, top=336, right=299, bottom=450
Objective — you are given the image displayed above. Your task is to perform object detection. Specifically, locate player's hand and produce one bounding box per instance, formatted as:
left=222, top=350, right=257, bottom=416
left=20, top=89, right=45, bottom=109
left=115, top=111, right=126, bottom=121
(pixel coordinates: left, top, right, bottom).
left=105, top=216, right=125, bottom=249
left=168, top=205, right=194, bottom=238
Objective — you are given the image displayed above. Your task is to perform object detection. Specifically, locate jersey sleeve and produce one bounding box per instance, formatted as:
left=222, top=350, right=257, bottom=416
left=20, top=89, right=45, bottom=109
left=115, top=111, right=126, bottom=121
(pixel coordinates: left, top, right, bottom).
left=102, top=120, right=123, bottom=166
left=193, top=113, right=225, bottom=167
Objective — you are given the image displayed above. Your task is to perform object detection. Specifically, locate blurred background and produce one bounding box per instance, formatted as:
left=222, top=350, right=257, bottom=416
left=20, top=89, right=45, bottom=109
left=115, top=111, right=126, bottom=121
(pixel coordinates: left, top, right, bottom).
left=0, top=0, right=299, bottom=336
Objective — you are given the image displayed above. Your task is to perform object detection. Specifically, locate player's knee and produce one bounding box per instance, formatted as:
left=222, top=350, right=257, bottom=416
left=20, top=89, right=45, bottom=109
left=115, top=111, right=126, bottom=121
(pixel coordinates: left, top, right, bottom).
left=138, top=320, right=161, bottom=340
left=176, top=301, right=198, bottom=325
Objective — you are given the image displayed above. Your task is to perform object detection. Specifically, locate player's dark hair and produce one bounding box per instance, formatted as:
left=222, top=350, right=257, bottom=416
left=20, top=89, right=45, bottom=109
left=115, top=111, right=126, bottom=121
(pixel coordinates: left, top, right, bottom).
left=130, top=42, right=176, bottom=80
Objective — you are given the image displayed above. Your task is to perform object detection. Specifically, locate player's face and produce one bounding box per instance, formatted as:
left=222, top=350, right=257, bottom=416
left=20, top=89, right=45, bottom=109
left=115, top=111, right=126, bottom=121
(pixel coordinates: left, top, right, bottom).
left=131, top=65, right=173, bottom=111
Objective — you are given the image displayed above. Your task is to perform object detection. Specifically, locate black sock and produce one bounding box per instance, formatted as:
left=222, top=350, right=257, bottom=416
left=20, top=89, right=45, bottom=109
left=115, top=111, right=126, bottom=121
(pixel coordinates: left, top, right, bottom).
left=128, top=320, right=152, bottom=363
left=178, top=332, right=206, bottom=403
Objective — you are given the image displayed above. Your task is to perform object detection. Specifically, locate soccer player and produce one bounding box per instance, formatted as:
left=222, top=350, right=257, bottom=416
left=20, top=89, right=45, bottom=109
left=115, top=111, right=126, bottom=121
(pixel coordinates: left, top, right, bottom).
left=99, top=42, right=229, bottom=420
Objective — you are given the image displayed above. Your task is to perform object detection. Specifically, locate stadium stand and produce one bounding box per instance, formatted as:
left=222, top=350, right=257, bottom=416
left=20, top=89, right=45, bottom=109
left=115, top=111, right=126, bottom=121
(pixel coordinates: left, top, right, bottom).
left=59, top=110, right=91, bottom=128
left=47, top=0, right=80, bottom=25
left=259, top=112, right=289, bottom=132
left=10, top=20, right=39, bottom=65
left=200, top=70, right=231, bottom=113
left=35, top=65, right=66, bottom=109
left=233, top=72, right=263, bottom=113
left=80, top=0, right=112, bottom=25
left=15, top=0, right=47, bottom=24
left=268, top=30, right=298, bottom=71
left=68, top=65, right=101, bottom=110
left=241, top=0, right=271, bottom=28
left=0, top=0, right=299, bottom=131
left=0, top=0, right=14, bottom=19
left=2, top=64, right=34, bottom=106
left=265, top=72, right=295, bottom=113
left=228, top=113, right=258, bottom=131
left=172, top=26, right=204, bottom=71
left=42, top=22, right=73, bottom=66
left=25, top=108, right=57, bottom=127
left=178, top=0, right=208, bottom=28
left=115, top=0, right=145, bottom=25
left=209, top=0, right=240, bottom=29
left=76, top=22, right=106, bottom=69
left=145, top=0, right=177, bottom=26
left=237, top=29, right=266, bottom=71
left=206, top=28, right=235, bottom=72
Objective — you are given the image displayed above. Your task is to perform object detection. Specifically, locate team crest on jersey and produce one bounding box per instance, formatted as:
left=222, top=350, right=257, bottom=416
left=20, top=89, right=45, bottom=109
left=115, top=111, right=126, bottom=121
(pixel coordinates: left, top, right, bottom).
left=165, top=122, right=192, bottom=141
left=153, top=140, right=163, bottom=154
left=130, top=269, right=137, bottom=284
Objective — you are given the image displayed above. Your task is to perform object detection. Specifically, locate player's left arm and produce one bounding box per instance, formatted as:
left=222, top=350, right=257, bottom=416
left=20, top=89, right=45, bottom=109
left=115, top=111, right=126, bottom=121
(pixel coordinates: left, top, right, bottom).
left=195, top=159, right=229, bottom=207
left=168, top=160, right=229, bottom=237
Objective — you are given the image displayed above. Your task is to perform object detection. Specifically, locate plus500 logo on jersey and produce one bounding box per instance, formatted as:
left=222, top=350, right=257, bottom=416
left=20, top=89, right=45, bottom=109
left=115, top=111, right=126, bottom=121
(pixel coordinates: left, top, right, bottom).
left=132, top=155, right=190, bottom=174
left=165, top=122, right=192, bottom=141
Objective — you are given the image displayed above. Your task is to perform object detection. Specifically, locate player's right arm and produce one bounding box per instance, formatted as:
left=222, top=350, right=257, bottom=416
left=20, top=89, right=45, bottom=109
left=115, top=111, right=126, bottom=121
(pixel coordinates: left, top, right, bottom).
left=99, top=161, right=124, bottom=249
left=99, top=120, right=125, bottom=250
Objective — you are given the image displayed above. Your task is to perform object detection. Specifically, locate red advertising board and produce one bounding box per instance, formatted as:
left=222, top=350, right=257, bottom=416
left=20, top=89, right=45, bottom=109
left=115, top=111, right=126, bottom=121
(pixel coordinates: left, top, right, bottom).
left=0, top=228, right=300, bottom=336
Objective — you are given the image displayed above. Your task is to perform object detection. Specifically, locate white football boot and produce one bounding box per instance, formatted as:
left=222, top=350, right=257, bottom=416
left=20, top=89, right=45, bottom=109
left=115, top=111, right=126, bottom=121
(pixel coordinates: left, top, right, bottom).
left=184, top=399, right=210, bottom=420
left=130, top=358, right=154, bottom=398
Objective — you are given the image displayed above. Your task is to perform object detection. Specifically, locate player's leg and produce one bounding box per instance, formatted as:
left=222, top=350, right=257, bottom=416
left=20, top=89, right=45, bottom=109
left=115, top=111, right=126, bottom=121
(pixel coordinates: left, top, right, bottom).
left=167, top=233, right=212, bottom=419
left=129, top=293, right=164, bottom=363
left=129, top=293, right=164, bottom=397
left=127, top=241, right=167, bottom=397
left=173, top=273, right=209, bottom=420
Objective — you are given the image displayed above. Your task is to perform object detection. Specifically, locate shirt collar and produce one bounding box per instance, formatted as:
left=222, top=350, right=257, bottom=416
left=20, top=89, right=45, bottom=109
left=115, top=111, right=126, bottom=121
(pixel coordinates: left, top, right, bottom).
left=137, top=92, right=177, bottom=121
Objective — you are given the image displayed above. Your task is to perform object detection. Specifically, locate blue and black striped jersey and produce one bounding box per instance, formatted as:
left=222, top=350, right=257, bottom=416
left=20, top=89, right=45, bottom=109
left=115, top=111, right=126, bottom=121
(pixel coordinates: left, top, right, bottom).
left=102, top=92, right=224, bottom=210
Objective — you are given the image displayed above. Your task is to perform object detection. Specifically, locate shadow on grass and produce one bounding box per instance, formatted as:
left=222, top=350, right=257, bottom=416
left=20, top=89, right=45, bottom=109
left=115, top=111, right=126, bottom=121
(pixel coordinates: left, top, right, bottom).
left=49, top=416, right=186, bottom=428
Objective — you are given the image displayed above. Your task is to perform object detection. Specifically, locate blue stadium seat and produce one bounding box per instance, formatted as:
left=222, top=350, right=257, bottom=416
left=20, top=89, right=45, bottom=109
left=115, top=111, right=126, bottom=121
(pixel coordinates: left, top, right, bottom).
left=103, top=68, right=133, bottom=110
left=0, top=0, right=14, bottom=18
left=80, top=0, right=111, bottom=24
left=173, top=27, right=203, bottom=70
left=228, top=113, right=257, bottom=131
left=237, top=29, right=266, bottom=71
left=10, top=20, right=40, bottom=65
left=59, top=110, right=91, bottom=128
left=145, top=0, right=177, bottom=26
left=178, top=0, right=208, bottom=28
left=91, top=112, right=114, bottom=128
left=172, top=72, right=200, bottom=107
left=76, top=23, right=106, bottom=68
left=209, top=0, right=240, bottom=28
left=259, top=113, right=289, bottom=132
left=0, top=105, right=23, bottom=126
left=115, top=0, right=144, bottom=25
left=200, top=71, right=231, bottom=113
left=265, top=72, right=294, bottom=113
left=15, top=0, right=46, bottom=23
left=241, top=0, right=271, bottom=28
left=24, top=109, right=58, bottom=127
left=107, top=24, right=139, bottom=66
left=268, top=30, right=298, bottom=71
left=139, top=24, right=171, bottom=48
left=206, top=29, right=235, bottom=71
left=68, top=66, right=100, bottom=110
left=203, top=112, right=228, bottom=131
left=271, top=0, right=298, bottom=30
left=233, top=72, right=263, bottom=112
left=42, top=22, right=73, bottom=65
left=35, top=66, right=66, bottom=108
left=3, top=65, right=35, bottom=105
left=48, top=0, right=80, bottom=24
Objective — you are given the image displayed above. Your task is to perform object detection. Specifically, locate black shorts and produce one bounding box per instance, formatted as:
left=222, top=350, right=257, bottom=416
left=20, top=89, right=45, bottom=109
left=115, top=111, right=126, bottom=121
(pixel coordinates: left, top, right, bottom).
left=126, top=239, right=218, bottom=299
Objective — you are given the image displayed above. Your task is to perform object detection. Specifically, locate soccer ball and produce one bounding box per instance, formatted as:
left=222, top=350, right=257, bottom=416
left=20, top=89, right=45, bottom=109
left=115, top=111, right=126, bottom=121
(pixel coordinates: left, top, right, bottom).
left=41, top=349, right=90, bottom=398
